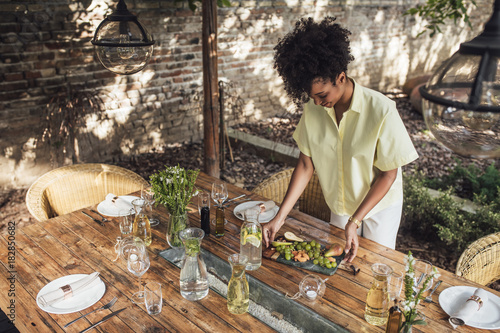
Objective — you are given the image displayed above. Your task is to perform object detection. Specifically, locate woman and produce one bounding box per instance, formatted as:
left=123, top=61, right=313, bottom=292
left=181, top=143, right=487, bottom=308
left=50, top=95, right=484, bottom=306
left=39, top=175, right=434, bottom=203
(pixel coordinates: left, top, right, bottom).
left=262, top=17, right=418, bottom=262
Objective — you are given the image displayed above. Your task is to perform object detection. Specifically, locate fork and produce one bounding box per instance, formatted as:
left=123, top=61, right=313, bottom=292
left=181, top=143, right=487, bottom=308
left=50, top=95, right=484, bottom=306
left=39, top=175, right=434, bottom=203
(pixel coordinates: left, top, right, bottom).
left=424, top=280, right=442, bottom=303
left=64, top=296, right=118, bottom=328
left=90, top=209, right=110, bottom=222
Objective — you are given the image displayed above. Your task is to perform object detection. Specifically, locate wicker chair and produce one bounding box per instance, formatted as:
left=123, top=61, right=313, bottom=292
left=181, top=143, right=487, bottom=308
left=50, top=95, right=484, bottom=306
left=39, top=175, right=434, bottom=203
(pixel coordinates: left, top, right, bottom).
left=455, top=232, right=500, bottom=286
left=26, top=163, right=149, bottom=222
left=252, top=168, right=331, bottom=222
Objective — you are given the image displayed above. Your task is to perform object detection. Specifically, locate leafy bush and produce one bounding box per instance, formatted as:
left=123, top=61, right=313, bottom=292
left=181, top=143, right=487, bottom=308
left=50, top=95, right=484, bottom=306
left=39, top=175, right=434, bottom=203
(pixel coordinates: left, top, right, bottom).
left=403, top=172, right=500, bottom=254
left=423, top=160, right=500, bottom=204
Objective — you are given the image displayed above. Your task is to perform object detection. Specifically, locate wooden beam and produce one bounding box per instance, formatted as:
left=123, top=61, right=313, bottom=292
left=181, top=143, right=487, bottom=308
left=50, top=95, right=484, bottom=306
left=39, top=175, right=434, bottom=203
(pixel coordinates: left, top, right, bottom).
left=202, top=0, right=220, bottom=178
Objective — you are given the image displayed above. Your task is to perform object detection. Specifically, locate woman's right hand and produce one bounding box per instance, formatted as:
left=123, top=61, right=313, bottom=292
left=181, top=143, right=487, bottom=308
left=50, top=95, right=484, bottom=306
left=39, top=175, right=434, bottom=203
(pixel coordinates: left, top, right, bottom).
left=262, top=215, right=285, bottom=248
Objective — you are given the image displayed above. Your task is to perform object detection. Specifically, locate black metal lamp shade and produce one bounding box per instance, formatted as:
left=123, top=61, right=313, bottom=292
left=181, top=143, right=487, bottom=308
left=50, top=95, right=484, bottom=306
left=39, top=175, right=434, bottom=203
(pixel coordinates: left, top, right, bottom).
left=420, top=0, right=500, bottom=158
left=91, top=0, right=155, bottom=75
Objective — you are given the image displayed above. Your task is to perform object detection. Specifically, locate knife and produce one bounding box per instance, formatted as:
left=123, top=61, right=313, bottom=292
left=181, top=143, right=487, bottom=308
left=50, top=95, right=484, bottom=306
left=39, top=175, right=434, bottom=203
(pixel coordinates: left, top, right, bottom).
left=78, top=307, right=126, bottom=333
left=224, top=194, right=246, bottom=204
left=82, top=211, right=104, bottom=226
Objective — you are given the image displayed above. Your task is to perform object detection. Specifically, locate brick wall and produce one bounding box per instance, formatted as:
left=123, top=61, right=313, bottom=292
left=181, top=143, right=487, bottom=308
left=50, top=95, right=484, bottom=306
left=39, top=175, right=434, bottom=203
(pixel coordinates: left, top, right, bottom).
left=0, top=0, right=493, bottom=191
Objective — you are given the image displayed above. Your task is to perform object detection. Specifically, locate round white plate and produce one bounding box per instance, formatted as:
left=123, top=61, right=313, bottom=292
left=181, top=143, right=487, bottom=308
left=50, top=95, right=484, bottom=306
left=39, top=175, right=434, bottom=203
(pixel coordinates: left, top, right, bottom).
left=233, top=201, right=279, bottom=223
left=97, top=195, right=139, bottom=217
left=439, top=286, right=500, bottom=330
left=36, top=274, right=106, bottom=314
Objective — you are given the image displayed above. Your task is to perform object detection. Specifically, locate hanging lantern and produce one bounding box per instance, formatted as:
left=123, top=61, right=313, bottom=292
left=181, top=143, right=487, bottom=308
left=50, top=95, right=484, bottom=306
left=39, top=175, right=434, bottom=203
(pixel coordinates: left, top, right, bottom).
left=420, top=0, right=500, bottom=158
left=91, top=0, right=155, bottom=75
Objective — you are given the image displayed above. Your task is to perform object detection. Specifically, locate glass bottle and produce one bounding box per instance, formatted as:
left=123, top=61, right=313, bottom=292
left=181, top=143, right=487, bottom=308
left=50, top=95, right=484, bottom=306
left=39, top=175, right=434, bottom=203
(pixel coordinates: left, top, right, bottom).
left=365, top=263, right=392, bottom=326
left=215, top=206, right=225, bottom=237
left=240, top=207, right=262, bottom=270
left=179, top=227, right=209, bottom=301
left=227, top=254, right=249, bottom=314
left=132, top=198, right=152, bottom=246
left=385, top=300, right=402, bottom=333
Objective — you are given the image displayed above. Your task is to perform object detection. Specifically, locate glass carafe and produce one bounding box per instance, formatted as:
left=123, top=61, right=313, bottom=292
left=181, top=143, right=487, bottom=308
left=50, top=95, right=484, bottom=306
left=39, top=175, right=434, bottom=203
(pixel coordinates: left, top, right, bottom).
left=132, top=198, right=152, bottom=246
left=179, top=228, right=209, bottom=301
left=240, top=207, right=262, bottom=270
left=365, top=263, right=393, bottom=326
left=227, top=254, right=249, bottom=314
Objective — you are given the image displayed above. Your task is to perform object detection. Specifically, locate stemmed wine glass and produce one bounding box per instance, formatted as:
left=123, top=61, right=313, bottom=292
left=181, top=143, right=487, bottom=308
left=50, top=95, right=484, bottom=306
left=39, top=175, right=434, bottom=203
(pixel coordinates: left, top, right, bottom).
left=211, top=181, right=228, bottom=234
left=127, top=241, right=151, bottom=304
left=211, top=181, right=228, bottom=207
left=413, top=259, right=433, bottom=293
left=142, top=187, right=160, bottom=227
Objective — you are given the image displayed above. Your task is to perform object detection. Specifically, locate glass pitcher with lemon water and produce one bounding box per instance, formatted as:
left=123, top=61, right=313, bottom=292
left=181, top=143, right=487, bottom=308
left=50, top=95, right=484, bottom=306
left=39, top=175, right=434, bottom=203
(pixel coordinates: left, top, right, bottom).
left=240, top=207, right=262, bottom=270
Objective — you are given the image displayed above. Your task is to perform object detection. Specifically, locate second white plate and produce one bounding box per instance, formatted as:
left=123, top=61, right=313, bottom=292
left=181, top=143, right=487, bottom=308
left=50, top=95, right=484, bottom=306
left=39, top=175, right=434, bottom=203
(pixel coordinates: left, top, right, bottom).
left=234, top=201, right=279, bottom=223
left=36, top=274, right=106, bottom=314
left=439, top=286, right=500, bottom=330
left=97, top=195, right=139, bottom=217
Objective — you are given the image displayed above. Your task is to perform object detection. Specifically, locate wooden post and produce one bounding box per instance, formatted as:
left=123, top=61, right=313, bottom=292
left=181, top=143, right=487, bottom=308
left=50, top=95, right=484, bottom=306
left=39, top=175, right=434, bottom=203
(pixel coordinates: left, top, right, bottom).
left=202, top=0, right=220, bottom=178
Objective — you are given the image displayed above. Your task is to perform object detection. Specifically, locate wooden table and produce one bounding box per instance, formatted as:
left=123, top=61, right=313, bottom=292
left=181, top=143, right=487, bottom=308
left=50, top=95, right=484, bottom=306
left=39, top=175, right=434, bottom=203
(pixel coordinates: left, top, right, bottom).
left=1, top=172, right=498, bottom=332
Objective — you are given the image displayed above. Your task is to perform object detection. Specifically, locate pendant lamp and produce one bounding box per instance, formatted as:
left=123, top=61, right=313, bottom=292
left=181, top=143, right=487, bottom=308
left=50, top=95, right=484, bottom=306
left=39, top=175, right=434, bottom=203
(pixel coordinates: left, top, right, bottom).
left=420, top=0, right=500, bottom=158
left=91, top=0, right=155, bottom=75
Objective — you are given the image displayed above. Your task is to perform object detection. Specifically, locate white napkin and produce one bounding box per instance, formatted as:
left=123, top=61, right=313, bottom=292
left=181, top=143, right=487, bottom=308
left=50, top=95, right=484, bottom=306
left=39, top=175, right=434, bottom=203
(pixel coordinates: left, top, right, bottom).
left=37, top=272, right=101, bottom=307
left=449, top=288, right=489, bottom=328
left=236, top=201, right=275, bottom=219
left=105, top=193, right=134, bottom=212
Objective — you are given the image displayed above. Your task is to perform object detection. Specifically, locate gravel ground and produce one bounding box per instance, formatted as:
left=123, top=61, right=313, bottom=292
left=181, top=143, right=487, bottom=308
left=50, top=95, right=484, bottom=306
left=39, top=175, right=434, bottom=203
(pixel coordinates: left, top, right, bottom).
left=2, top=93, right=499, bottom=290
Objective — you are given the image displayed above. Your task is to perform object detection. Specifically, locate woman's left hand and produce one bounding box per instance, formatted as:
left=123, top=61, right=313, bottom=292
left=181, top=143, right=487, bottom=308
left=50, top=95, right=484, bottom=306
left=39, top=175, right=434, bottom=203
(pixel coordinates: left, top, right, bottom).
left=343, top=222, right=359, bottom=262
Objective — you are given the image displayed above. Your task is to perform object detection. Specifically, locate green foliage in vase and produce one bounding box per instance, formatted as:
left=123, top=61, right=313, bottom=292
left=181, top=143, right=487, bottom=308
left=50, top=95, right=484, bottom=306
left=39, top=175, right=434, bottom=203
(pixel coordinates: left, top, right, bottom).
left=401, top=251, right=439, bottom=332
left=403, top=172, right=500, bottom=253
left=150, top=165, right=200, bottom=216
left=405, top=0, right=477, bottom=37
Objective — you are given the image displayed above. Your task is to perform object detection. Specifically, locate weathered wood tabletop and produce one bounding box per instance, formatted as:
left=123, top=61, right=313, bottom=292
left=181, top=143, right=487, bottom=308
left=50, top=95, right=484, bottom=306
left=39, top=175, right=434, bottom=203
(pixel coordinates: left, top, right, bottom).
left=1, top=172, right=498, bottom=332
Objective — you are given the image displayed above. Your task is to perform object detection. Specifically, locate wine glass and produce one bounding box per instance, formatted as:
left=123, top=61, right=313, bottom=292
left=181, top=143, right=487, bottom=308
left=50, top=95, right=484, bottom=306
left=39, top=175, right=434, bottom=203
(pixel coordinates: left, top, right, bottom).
left=413, top=259, right=433, bottom=293
left=211, top=181, right=228, bottom=207
left=127, top=242, right=150, bottom=304
left=142, top=187, right=160, bottom=227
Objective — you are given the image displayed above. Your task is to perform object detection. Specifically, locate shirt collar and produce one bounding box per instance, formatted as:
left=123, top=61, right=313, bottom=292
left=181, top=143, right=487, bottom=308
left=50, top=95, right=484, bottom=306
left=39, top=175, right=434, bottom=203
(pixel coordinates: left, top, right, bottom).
left=346, top=77, right=362, bottom=114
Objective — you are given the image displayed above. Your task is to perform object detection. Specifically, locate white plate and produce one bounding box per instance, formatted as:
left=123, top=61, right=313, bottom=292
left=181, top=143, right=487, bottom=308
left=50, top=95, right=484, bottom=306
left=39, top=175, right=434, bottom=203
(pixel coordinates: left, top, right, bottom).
left=233, top=201, right=279, bottom=223
left=439, top=286, right=500, bottom=329
left=97, top=195, right=139, bottom=217
left=36, top=274, right=106, bottom=314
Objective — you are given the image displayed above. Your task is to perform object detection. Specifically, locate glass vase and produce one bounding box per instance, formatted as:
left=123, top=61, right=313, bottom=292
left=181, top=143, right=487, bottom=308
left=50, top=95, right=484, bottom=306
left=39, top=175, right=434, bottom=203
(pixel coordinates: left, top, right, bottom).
left=167, top=211, right=188, bottom=249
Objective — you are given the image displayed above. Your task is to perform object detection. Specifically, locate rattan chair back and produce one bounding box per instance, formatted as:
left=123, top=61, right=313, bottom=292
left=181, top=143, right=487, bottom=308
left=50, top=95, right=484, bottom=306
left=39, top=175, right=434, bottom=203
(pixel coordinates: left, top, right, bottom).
left=456, top=232, right=500, bottom=286
left=252, top=168, right=331, bottom=222
left=26, top=163, right=149, bottom=222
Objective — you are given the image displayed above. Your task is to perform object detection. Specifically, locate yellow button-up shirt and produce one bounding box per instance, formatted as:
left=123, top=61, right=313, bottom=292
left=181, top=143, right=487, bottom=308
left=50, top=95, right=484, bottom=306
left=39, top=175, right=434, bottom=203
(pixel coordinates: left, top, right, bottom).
left=293, top=79, right=418, bottom=218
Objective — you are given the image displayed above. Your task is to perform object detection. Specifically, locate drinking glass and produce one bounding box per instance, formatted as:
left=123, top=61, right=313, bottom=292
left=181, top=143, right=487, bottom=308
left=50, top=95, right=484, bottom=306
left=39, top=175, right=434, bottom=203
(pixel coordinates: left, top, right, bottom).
left=119, top=209, right=134, bottom=236
left=127, top=243, right=150, bottom=304
left=413, top=259, right=433, bottom=293
left=211, top=181, right=228, bottom=206
left=389, top=272, right=404, bottom=303
left=142, top=187, right=160, bottom=227
left=144, top=281, right=162, bottom=315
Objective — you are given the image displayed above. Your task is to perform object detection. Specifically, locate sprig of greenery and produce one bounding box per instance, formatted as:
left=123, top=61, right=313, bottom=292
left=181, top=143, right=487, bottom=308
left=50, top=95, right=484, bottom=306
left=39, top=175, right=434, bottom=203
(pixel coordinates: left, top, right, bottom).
left=405, top=0, right=477, bottom=37
left=401, top=251, right=440, bottom=331
left=150, top=165, right=200, bottom=216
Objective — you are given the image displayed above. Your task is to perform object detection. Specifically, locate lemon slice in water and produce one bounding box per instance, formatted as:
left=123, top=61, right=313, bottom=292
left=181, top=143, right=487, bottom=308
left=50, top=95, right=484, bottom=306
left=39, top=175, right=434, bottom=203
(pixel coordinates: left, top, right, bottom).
left=243, top=234, right=261, bottom=248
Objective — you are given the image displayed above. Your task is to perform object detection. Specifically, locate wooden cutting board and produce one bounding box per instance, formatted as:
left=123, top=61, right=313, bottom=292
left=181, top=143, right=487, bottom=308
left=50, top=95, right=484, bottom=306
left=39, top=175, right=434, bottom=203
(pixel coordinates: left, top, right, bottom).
left=263, top=245, right=345, bottom=276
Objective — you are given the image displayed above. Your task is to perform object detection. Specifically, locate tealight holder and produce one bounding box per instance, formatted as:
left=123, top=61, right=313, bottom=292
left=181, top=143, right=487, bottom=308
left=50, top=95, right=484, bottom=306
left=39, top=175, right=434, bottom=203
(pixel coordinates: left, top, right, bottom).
left=287, top=274, right=328, bottom=301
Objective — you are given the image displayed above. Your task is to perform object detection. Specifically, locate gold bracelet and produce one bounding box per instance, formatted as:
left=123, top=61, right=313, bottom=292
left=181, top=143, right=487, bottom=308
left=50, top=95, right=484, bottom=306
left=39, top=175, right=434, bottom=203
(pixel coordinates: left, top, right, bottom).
left=348, top=216, right=362, bottom=229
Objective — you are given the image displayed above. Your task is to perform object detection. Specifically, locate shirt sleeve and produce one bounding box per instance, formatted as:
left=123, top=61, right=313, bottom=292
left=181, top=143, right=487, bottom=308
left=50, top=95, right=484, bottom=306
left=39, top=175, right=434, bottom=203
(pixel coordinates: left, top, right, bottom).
left=374, top=109, right=418, bottom=171
left=293, top=110, right=312, bottom=157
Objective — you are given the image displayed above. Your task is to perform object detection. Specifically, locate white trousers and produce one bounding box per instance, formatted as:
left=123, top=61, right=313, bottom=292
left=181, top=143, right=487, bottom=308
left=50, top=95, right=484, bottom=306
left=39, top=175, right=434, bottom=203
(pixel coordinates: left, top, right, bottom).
left=329, top=200, right=403, bottom=249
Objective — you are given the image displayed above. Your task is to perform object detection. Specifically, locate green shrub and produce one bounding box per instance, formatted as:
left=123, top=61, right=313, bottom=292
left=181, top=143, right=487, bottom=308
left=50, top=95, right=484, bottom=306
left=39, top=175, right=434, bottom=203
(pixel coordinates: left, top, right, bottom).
left=403, top=172, right=500, bottom=254
left=423, top=160, right=500, bottom=204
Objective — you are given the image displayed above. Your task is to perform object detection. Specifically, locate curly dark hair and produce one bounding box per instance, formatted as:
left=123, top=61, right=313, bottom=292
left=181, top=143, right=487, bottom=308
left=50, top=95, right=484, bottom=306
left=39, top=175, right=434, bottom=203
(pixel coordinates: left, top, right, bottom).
left=273, top=17, right=354, bottom=106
